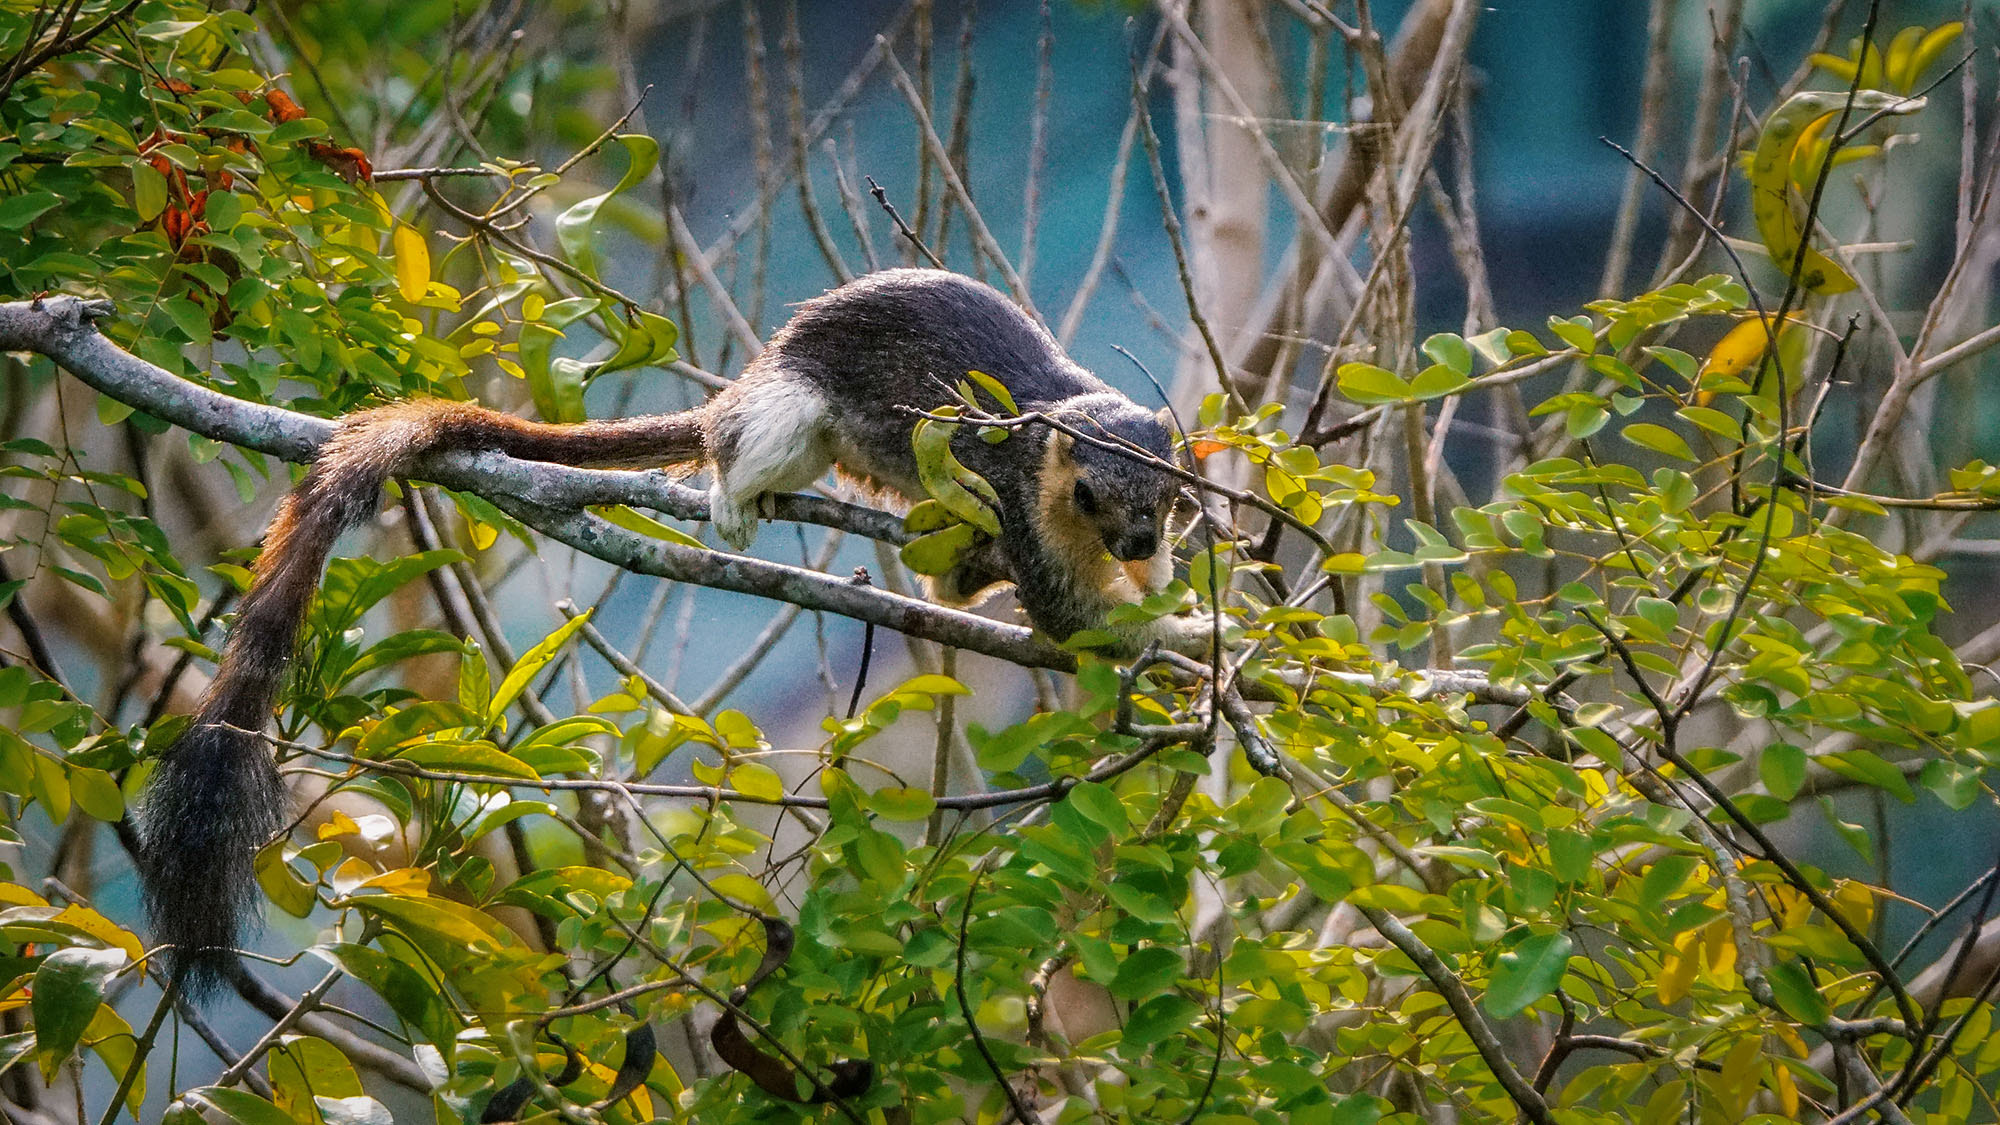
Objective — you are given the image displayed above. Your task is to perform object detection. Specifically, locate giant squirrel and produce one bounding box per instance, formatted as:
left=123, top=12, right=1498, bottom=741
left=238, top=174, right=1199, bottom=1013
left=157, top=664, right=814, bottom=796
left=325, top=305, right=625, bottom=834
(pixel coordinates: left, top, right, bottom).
left=141, top=268, right=1212, bottom=991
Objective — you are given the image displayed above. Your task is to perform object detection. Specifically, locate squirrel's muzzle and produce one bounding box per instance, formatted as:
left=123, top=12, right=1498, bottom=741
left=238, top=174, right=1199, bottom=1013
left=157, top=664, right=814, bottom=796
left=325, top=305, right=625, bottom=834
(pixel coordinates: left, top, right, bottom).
left=1109, top=531, right=1157, bottom=563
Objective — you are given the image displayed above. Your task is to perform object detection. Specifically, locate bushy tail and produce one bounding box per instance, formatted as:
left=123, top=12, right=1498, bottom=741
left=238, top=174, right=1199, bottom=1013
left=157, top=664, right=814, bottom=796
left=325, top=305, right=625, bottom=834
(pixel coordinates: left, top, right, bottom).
left=140, top=400, right=707, bottom=995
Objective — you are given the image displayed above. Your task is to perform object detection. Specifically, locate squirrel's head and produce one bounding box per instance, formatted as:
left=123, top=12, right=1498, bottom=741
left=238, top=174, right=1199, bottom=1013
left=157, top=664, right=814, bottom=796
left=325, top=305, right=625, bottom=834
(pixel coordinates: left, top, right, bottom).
left=1046, top=401, right=1178, bottom=563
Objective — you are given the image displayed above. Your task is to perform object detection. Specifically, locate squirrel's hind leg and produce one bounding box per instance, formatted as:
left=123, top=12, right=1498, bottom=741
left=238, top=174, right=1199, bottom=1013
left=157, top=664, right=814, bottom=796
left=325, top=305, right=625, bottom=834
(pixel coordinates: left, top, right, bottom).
left=707, top=378, right=836, bottom=549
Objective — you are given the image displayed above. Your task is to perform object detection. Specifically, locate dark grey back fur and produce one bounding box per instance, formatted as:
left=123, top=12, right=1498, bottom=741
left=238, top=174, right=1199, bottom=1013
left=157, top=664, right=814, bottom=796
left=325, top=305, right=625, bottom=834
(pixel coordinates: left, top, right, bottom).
left=762, top=269, right=1168, bottom=504
left=753, top=269, right=1180, bottom=641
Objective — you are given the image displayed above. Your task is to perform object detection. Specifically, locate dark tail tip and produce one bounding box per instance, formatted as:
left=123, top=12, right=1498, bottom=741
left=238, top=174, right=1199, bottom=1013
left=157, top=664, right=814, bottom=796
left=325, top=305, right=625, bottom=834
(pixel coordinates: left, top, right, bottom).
left=138, top=721, right=288, bottom=1000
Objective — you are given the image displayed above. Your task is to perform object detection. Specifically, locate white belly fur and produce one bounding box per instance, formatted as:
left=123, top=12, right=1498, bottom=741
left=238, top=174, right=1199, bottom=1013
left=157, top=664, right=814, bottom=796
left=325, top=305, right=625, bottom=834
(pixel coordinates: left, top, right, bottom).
left=710, top=378, right=835, bottom=548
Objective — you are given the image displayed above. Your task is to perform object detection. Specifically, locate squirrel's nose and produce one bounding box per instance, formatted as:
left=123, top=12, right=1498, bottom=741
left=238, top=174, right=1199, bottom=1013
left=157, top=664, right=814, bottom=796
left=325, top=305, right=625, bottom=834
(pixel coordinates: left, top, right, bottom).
left=1111, top=532, right=1157, bottom=562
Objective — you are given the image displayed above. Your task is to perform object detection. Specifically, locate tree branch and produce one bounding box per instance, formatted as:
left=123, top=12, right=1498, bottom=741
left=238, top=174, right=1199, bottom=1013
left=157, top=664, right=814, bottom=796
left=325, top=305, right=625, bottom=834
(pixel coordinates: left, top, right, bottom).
left=0, top=296, right=1066, bottom=671
left=1353, top=904, right=1557, bottom=1125
left=2, top=296, right=1545, bottom=715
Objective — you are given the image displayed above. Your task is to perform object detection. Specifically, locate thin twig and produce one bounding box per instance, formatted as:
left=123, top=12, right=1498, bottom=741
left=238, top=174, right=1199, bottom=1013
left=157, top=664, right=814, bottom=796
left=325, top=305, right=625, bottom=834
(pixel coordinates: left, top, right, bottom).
left=865, top=176, right=944, bottom=268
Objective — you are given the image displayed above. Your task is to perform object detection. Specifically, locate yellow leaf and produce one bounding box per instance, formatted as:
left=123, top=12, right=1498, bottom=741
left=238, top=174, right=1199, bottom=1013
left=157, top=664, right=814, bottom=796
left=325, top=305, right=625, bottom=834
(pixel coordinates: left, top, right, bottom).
left=707, top=873, right=777, bottom=914
left=1774, top=884, right=1814, bottom=928
left=1833, top=879, right=1876, bottom=930
left=359, top=867, right=434, bottom=896
left=456, top=499, right=499, bottom=551
left=1773, top=1023, right=1808, bottom=1056
left=330, top=856, right=380, bottom=894
left=590, top=504, right=705, bottom=550
left=1697, top=313, right=1807, bottom=405
left=0, top=884, right=49, bottom=908
left=583, top=1059, right=653, bottom=1118
left=1908, top=23, right=1965, bottom=92
left=1775, top=1059, right=1800, bottom=1117
left=392, top=223, right=431, bottom=303
left=1719, top=1035, right=1765, bottom=1116
left=730, top=761, right=784, bottom=801
left=317, top=809, right=362, bottom=841
left=47, top=905, right=144, bottom=962
left=1702, top=917, right=1738, bottom=979
left=1657, top=929, right=1701, bottom=1006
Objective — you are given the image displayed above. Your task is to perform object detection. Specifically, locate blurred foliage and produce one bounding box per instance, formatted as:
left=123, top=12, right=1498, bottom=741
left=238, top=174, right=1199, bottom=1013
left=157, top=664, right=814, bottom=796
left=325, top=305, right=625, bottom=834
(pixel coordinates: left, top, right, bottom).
left=0, top=3, right=1996, bottom=1125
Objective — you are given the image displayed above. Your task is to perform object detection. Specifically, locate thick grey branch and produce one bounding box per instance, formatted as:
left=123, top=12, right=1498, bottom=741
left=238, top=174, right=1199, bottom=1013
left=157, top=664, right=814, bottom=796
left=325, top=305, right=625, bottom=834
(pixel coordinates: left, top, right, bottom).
left=1, top=296, right=1544, bottom=708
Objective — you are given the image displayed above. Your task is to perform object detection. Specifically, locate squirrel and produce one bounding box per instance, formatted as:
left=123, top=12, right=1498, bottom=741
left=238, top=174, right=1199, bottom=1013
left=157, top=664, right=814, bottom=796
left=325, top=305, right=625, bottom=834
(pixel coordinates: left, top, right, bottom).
left=140, top=267, right=1211, bottom=992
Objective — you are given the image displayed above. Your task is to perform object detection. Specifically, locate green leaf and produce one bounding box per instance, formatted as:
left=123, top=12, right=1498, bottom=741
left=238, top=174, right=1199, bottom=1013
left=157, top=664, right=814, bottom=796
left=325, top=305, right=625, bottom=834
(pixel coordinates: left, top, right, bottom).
left=0, top=191, right=60, bottom=230
left=32, top=946, right=125, bottom=1078
left=1566, top=401, right=1608, bottom=439
left=1644, top=345, right=1700, bottom=383
left=1920, top=759, right=1981, bottom=811
left=898, top=521, right=982, bottom=576
left=67, top=766, right=122, bottom=821
left=1760, top=743, right=1806, bottom=801
left=912, top=416, right=1001, bottom=535
left=1640, top=854, right=1700, bottom=912
left=132, top=163, right=168, bottom=222
left=554, top=134, right=660, bottom=279
left=1819, top=749, right=1915, bottom=803
left=1066, top=781, right=1130, bottom=833
left=269, top=1034, right=364, bottom=1119
left=730, top=761, right=784, bottom=801
left=1336, top=363, right=1410, bottom=404
left=311, top=944, right=456, bottom=1047
left=1548, top=829, right=1595, bottom=884
left=256, top=840, right=318, bottom=918
left=1622, top=422, right=1696, bottom=462
left=341, top=630, right=468, bottom=686
left=962, top=369, right=1021, bottom=415
left=1408, top=364, right=1472, bottom=400
left=187, top=1087, right=297, bottom=1125
left=1121, top=994, right=1201, bottom=1048
left=315, top=550, right=467, bottom=635
left=487, top=613, right=591, bottom=725
left=869, top=787, right=937, bottom=821
left=1462, top=327, right=1512, bottom=368
left=1819, top=797, right=1877, bottom=865
left=394, top=740, right=542, bottom=780
left=1678, top=405, right=1743, bottom=442
left=594, top=309, right=680, bottom=375
left=1421, top=332, right=1473, bottom=376
left=517, top=299, right=602, bottom=424
left=1108, top=946, right=1185, bottom=1001
left=160, top=296, right=212, bottom=344
left=1765, top=960, right=1831, bottom=1025
left=1547, top=315, right=1597, bottom=354
left=341, top=894, right=519, bottom=961
left=1483, top=932, right=1572, bottom=1018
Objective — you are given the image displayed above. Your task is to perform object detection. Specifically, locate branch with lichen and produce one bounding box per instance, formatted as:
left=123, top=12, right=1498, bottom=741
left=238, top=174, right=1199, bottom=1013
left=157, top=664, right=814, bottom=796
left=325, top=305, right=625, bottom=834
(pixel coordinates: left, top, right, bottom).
left=0, top=295, right=1545, bottom=715
left=0, top=296, right=1062, bottom=670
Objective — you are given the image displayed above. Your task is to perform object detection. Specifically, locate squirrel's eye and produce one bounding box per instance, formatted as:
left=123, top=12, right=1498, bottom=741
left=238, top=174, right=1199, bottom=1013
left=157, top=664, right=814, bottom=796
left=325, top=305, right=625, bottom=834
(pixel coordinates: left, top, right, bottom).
left=1073, top=480, right=1098, bottom=514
